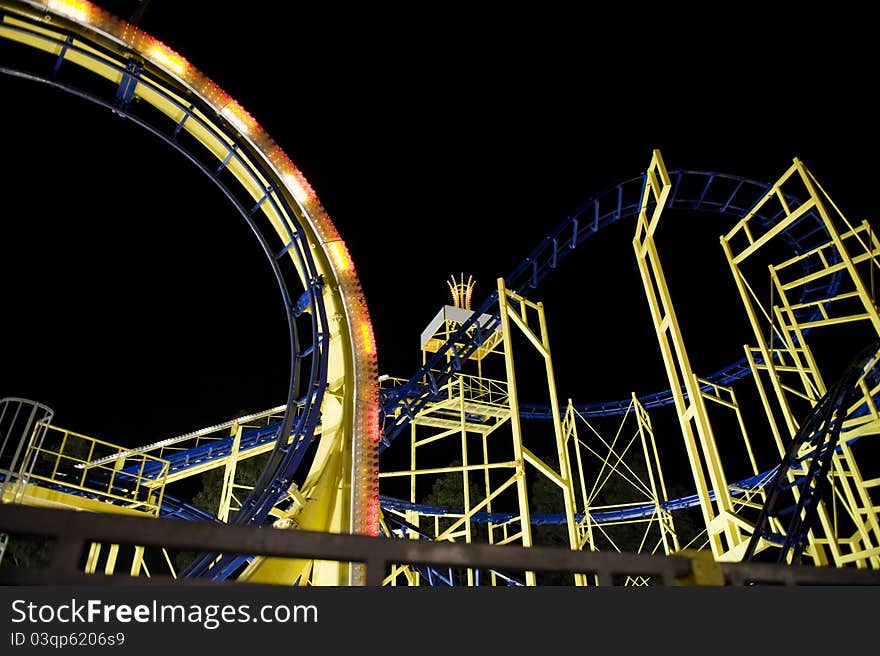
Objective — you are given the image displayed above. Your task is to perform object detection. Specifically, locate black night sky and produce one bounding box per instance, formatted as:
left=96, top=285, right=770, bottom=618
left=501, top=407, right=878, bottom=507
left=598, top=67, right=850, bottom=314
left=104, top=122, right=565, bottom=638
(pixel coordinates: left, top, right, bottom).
left=1, top=0, right=877, bottom=465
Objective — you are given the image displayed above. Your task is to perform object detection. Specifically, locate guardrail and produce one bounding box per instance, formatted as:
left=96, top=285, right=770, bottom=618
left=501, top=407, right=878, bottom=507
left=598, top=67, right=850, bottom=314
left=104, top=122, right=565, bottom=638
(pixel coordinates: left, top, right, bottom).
left=2, top=505, right=879, bottom=586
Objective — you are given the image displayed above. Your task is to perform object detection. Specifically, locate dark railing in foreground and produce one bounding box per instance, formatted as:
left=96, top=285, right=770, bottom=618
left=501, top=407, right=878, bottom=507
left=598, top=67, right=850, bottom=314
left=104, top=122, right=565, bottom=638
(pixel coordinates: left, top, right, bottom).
left=1, top=505, right=879, bottom=587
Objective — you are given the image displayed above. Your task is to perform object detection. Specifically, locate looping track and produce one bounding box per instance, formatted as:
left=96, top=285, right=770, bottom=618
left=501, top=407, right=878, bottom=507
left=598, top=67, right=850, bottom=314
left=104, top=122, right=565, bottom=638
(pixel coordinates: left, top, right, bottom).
left=1, top=0, right=379, bottom=584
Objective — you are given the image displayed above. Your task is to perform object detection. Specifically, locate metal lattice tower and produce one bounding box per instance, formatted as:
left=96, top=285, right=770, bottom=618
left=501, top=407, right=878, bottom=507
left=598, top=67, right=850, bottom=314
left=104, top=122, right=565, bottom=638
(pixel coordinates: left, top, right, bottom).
left=380, top=278, right=585, bottom=585
left=721, top=158, right=880, bottom=566
left=631, top=149, right=880, bottom=567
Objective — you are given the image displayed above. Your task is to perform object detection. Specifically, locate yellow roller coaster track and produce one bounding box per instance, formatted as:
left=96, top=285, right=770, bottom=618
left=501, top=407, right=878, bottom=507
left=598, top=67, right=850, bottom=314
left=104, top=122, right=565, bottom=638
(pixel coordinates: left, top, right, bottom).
left=0, top=0, right=379, bottom=586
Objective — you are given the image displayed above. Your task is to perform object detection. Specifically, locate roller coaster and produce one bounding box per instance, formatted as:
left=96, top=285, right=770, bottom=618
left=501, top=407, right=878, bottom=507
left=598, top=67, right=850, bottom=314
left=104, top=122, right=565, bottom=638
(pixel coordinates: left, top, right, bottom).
left=1, top=0, right=879, bottom=586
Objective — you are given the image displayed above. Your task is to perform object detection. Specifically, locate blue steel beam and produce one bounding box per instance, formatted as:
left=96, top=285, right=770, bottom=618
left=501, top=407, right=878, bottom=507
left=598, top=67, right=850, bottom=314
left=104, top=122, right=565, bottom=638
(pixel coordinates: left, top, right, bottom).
left=742, top=340, right=880, bottom=563
left=378, top=467, right=773, bottom=527
left=120, top=423, right=283, bottom=480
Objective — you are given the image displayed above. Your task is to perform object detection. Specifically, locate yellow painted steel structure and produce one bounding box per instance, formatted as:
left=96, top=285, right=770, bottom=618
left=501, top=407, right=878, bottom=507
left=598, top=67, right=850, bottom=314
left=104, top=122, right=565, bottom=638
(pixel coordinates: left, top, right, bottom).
left=0, top=0, right=379, bottom=586
left=378, top=150, right=880, bottom=580
left=380, top=279, right=585, bottom=585
left=563, top=398, right=680, bottom=564
left=23, top=423, right=169, bottom=516
left=720, top=158, right=880, bottom=567
left=632, top=150, right=749, bottom=562
left=3, top=3, right=880, bottom=586
left=0, top=414, right=177, bottom=579
left=633, top=149, right=880, bottom=569
left=81, top=405, right=290, bottom=491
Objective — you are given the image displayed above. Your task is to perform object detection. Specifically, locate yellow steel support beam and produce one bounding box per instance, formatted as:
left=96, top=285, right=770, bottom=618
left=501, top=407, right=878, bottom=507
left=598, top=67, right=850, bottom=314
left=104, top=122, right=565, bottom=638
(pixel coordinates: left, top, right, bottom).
left=430, top=476, right=520, bottom=543
left=396, top=278, right=585, bottom=585
left=2, top=483, right=156, bottom=517
left=566, top=399, right=680, bottom=567
left=497, top=281, right=536, bottom=585
left=799, top=165, right=880, bottom=337
left=130, top=546, right=145, bottom=577
left=17, top=424, right=169, bottom=517
left=103, top=544, right=119, bottom=575
left=410, top=421, right=417, bottom=515
left=769, top=270, right=826, bottom=401
left=522, top=447, right=567, bottom=490
left=698, top=380, right=762, bottom=482
left=505, top=282, right=585, bottom=583
left=496, top=279, right=586, bottom=585
left=633, top=394, right=679, bottom=556
left=380, top=462, right=518, bottom=479
left=217, top=422, right=243, bottom=522
left=564, top=402, right=590, bottom=517
left=633, top=149, right=745, bottom=562
left=84, top=542, right=100, bottom=575
left=721, top=157, right=880, bottom=567
left=458, top=378, right=474, bottom=585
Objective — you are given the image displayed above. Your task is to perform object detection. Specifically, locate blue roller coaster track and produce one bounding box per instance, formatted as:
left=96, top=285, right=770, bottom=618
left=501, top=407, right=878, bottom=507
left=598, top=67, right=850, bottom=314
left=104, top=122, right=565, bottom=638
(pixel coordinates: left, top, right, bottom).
left=379, top=168, right=841, bottom=443
left=742, top=339, right=880, bottom=563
